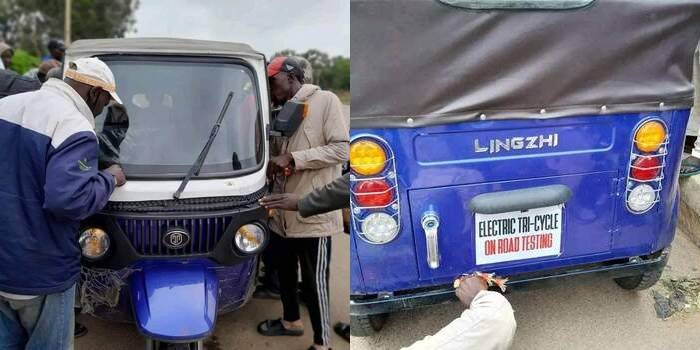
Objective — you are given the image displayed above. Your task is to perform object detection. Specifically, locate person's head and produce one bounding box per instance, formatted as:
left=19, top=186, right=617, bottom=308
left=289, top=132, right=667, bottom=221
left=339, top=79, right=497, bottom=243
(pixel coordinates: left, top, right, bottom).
left=46, top=66, right=62, bottom=80
left=267, top=56, right=304, bottom=106
left=0, top=43, right=14, bottom=69
left=63, top=57, right=123, bottom=117
left=37, top=59, right=61, bottom=83
left=291, top=56, right=313, bottom=84
left=48, top=39, right=65, bottom=61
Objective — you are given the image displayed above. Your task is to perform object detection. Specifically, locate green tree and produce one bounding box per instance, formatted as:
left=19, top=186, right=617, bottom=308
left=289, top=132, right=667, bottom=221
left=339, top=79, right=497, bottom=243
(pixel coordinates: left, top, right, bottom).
left=0, top=0, right=139, bottom=57
left=274, top=49, right=298, bottom=58
left=319, top=56, right=349, bottom=91
left=9, top=48, right=40, bottom=74
left=272, top=49, right=349, bottom=92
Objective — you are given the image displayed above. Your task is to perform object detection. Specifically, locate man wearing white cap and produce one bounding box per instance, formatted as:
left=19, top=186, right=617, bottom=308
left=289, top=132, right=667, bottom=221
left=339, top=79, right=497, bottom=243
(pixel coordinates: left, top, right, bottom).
left=0, top=57, right=125, bottom=350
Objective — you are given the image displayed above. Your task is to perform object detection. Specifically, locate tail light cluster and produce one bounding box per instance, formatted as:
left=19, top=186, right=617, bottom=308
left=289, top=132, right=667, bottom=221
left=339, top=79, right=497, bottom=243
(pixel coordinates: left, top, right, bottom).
left=626, top=119, right=667, bottom=214
left=349, top=136, right=400, bottom=244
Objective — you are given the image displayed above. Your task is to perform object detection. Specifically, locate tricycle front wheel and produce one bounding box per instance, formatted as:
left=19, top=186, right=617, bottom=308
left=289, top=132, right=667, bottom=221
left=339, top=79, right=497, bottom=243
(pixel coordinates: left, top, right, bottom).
left=350, top=313, right=388, bottom=337
left=146, top=339, right=204, bottom=350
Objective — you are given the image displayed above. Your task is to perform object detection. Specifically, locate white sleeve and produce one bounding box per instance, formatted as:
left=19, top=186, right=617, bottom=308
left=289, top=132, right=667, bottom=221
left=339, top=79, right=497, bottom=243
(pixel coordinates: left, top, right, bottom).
left=401, top=291, right=517, bottom=350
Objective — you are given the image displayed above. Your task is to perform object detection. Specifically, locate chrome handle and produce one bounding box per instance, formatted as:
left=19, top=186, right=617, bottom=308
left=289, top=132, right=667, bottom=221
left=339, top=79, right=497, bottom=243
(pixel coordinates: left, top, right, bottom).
left=422, top=212, right=440, bottom=269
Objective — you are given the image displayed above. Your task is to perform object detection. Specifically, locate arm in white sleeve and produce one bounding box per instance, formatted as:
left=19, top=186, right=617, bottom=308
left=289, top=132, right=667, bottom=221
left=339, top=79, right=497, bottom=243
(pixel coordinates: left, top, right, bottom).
left=402, top=290, right=517, bottom=350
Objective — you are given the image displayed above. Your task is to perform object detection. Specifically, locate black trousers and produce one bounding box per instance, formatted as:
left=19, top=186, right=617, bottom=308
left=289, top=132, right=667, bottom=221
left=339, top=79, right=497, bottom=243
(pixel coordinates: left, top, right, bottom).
left=268, top=233, right=332, bottom=346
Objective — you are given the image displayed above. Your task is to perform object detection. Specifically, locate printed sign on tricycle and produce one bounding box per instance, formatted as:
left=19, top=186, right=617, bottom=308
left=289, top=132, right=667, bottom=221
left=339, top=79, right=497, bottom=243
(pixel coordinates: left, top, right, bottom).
left=475, top=205, right=563, bottom=265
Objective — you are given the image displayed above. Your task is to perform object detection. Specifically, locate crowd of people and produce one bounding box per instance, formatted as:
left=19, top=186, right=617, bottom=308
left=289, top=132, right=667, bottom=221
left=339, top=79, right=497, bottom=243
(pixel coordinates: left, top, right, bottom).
left=0, top=39, right=65, bottom=87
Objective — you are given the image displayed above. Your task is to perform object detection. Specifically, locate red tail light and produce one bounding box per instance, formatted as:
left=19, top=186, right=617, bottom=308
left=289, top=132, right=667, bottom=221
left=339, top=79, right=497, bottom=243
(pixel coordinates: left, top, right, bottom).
left=355, top=180, right=393, bottom=207
left=631, top=156, right=661, bottom=181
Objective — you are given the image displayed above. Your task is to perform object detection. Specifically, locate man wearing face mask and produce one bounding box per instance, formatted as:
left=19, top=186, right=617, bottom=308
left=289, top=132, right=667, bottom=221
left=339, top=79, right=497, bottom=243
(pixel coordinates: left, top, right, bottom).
left=0, top=57, right=126, bottom=350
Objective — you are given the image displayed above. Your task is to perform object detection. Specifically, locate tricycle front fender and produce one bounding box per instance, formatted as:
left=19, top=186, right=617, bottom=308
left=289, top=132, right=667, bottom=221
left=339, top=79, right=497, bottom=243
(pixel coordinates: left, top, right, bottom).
left=130, top=260, right=218, bottom=342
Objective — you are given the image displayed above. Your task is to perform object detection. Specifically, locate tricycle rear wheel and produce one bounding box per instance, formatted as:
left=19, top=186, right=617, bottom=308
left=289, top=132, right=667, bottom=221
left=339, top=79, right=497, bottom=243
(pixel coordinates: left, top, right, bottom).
left=350, top=313, right=388, bottom=337
left=614, top=264, right=665, bottom=291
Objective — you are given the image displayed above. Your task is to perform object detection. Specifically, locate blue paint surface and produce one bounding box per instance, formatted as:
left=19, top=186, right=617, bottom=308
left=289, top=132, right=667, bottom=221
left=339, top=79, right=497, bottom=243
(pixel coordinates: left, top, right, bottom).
left=350, top=110, right=688, bottom=294
left=89, top=257, right=256, bottom=341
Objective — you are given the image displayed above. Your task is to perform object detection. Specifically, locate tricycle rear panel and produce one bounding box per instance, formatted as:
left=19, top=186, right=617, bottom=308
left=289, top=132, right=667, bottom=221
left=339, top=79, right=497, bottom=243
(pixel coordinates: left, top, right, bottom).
left=351, top=109, right=688, bottom=294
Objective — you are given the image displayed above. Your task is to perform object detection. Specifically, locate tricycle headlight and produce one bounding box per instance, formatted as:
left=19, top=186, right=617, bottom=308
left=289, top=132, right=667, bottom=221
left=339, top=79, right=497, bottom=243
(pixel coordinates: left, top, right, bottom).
left=360, top=212, right=399, bottom=244
left=234, top=224, right=266, bottom=254
left=79, top=228, right=110, bottom=260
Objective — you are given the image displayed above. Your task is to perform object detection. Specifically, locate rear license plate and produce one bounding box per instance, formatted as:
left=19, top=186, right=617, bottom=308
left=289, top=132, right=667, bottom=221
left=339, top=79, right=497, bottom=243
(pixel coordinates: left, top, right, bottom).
left=475, top=205, right=562, bottom=265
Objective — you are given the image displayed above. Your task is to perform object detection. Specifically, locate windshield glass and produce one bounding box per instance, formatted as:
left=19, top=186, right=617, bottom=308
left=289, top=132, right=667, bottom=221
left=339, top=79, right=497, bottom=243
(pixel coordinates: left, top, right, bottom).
left=95, top=57, right=262, bottom=178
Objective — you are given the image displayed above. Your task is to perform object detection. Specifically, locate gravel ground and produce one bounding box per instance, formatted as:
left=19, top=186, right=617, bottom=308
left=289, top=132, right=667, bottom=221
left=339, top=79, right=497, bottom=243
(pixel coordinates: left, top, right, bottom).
left=351, top=229, right=700, bottom=350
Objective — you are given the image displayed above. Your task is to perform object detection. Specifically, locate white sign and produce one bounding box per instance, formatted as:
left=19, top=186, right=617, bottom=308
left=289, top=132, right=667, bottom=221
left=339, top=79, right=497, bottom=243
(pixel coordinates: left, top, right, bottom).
left=475, top=205, right=562, bottom=265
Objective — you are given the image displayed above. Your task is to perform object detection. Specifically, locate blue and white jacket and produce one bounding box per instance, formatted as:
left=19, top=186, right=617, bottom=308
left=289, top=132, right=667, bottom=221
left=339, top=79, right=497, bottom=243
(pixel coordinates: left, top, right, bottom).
left=0, top=79, right=115, bottom=295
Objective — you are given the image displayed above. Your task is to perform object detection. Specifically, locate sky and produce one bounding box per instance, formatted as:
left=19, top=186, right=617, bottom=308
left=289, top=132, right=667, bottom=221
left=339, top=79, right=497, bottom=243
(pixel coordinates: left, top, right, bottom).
left=126, top=0, right=350, bottom=58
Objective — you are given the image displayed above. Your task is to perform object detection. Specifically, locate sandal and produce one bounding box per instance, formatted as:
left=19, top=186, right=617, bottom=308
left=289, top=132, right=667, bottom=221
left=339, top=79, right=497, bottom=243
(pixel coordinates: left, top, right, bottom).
left=680, top=158, right=700, bottom=177
left=257, top=319, right=304, bottom=337
left=334, top=322, right=349, bottom=342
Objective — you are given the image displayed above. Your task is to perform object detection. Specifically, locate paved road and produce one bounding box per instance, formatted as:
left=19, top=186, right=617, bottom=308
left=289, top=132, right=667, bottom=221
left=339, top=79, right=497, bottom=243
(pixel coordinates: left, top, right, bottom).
left=351, top=229, right=700, bottom=350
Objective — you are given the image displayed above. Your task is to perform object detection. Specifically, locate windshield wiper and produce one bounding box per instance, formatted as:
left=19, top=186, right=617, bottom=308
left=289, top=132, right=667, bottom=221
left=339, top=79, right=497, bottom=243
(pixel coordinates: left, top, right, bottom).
left=173, top=91, right=234, bottom=199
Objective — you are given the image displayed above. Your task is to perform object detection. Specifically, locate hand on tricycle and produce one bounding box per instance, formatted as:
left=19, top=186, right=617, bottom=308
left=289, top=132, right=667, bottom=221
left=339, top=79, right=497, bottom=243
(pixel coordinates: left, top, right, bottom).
left=105, top=164, right=126, bottom=187
left=259, top=193, right=300, bottom=211
left=454, top=275, right=487, bottom=307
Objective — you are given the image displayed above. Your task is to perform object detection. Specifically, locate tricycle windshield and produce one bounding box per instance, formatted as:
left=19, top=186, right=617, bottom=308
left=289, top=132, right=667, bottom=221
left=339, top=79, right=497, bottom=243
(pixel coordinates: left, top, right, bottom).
left=96, top=56, right=262, bottom=178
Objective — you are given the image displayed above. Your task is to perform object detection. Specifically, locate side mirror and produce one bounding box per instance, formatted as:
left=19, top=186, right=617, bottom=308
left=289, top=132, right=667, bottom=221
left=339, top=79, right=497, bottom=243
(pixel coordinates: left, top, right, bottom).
left=270, top=101, right=307, bottom=137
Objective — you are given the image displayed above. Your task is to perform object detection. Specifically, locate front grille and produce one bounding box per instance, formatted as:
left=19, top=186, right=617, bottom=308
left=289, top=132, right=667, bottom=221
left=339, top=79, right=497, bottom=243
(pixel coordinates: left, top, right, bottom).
left=117, top=216, right=233, bottom=255
left=104, top=188, right=267, bottom=213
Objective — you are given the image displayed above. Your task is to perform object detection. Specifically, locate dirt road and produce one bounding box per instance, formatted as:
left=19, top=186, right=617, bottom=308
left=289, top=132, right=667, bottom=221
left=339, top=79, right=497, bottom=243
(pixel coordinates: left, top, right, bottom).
left=351, top=229, right=700, bottom=350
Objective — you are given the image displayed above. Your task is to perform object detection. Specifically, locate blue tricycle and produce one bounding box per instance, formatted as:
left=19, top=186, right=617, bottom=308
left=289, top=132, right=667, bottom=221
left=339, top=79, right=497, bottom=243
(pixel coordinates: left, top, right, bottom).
left=67, top=38, right=271, bottom=349
left=349, top=0, right=700, bottom=335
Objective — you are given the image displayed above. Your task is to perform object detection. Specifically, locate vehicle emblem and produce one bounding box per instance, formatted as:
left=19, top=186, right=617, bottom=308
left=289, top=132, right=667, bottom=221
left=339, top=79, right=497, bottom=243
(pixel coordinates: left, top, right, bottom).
left=163, top=228, right=190, bottom=249
left=474, top=133, right=559, bottom=154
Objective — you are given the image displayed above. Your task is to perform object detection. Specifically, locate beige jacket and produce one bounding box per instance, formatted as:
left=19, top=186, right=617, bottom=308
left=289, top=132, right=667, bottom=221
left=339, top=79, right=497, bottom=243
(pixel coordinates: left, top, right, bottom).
left=402, top=291, right=516, bottom=350
left=271, top=84, right=349, bottom=238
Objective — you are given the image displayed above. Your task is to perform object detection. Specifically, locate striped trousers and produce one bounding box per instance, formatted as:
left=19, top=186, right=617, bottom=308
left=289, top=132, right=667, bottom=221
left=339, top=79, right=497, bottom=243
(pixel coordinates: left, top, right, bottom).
left=270, top=233, right=332, bottom=347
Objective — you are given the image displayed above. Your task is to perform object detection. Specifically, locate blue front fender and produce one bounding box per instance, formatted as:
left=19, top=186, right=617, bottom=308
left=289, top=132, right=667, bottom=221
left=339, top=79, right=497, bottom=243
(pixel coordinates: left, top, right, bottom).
left=130, top=260, right=218, bottom=341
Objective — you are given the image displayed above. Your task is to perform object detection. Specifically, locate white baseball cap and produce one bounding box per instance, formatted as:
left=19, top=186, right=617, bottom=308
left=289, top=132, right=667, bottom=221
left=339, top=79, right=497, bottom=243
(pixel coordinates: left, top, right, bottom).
left=64, top=57, right=122, bottom=105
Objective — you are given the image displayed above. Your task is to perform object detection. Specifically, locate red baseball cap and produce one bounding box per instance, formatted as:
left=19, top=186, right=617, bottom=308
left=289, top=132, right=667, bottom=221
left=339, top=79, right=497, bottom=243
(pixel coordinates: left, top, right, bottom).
left=267, top=56, right=303, bottom=78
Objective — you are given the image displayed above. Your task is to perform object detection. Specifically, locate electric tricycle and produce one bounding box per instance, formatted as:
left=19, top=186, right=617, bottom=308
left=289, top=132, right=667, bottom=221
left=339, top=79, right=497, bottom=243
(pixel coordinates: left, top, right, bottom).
left=349, top=0, right=700, bottom=335
left=67, top=38, right=270, bottom=349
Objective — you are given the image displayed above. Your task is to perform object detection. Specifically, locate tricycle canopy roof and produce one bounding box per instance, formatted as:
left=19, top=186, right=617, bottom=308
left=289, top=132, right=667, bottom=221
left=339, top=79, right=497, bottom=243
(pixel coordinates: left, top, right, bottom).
left=67, top=37, right=264, bottom=60
left=351, top=0, right=700, bottom=128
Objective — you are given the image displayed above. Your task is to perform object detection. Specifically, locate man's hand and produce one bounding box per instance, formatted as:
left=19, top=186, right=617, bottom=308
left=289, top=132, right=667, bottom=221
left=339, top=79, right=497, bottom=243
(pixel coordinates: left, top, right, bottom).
left=259, top=193, right=300, bottom=211
left=455, top=276, right=487, bottom=307
left=270, top=153, right=294, bottom=172
left=105, top=164, right=126, bottom=187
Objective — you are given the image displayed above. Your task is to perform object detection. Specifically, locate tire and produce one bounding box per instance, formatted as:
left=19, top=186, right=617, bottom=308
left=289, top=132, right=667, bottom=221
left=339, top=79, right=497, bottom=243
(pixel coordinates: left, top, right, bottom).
left=350, top=313, right=388, bottom=337
left=614, top=265, right=665, bottom=291
left=146, top=340, right=202, bottom=350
